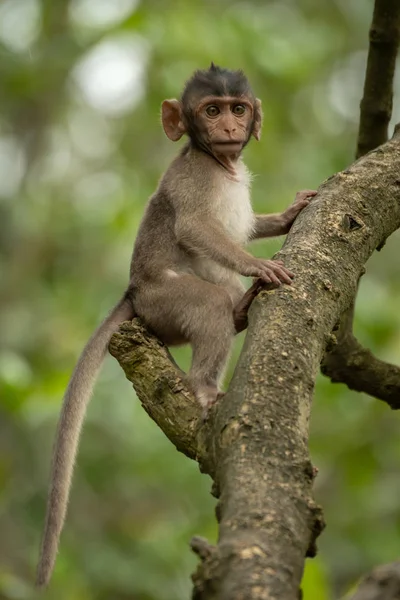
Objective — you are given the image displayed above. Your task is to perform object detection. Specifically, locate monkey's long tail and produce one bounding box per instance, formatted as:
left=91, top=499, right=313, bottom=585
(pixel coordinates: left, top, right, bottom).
left=36, top=296, right=134, bottom=588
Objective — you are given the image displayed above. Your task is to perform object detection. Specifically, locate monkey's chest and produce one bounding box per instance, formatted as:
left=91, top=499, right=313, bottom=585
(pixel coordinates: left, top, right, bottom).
left=189, top=176, right=254, bottom=287
left=213, top=177, right=254, bottom=244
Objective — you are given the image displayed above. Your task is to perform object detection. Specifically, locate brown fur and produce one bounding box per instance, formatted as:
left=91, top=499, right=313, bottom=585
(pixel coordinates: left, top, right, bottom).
left=36, top=298, right=134, bottom=587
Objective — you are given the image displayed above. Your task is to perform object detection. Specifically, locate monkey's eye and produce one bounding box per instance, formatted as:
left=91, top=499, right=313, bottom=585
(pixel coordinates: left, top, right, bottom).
left=232, top=104, right=246, bottom=116
left=205, top=105, right=220, bottom=117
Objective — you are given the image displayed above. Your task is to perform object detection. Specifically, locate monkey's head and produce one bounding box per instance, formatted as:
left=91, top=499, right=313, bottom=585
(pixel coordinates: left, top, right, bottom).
left=161, top=64, right=262, bottom=160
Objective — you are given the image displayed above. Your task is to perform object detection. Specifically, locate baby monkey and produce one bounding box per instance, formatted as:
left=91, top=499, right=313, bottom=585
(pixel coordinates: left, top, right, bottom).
left=36, top=64, right=316, bottom=587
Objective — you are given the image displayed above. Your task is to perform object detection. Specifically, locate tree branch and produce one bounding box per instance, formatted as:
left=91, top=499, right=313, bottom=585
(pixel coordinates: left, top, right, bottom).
left=322, top=0, right=400, bottom=405
left=321, top=303, right=400, bottom=408
left=356, top=0, right=400, bottom=158
left=110, top=130, right=400, bottom=599
left=346, top=562, right=400, bottom=600
left=109, top=319, right=207, bottom=465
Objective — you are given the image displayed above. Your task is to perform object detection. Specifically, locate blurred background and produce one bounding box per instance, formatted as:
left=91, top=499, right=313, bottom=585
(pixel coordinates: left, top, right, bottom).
left=1, top=0, right=400, bottom=598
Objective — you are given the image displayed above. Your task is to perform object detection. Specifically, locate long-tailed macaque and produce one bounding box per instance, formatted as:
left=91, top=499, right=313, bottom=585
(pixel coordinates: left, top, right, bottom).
left=36, top=64, right=316, bottom=587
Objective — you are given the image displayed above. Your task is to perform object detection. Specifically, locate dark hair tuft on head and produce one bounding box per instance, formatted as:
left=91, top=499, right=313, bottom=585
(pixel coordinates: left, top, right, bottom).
left=181, top=65, right=255, bottom=109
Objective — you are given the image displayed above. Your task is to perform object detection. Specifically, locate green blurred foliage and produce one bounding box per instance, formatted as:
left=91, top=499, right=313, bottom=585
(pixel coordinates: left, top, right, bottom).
left=0, top=0, right=399, bottom=598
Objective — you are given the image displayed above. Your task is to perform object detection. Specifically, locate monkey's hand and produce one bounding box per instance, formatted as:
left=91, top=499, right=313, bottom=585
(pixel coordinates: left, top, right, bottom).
left=282, top=189, right=317, bottom=231
left=241, top=258, right=294, bottom=285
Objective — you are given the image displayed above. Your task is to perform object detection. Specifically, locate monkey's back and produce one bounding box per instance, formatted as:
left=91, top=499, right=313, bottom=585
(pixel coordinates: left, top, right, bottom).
left=130, top=188, right=181, bottom=283
left=130, top=147, right=208, bottom=285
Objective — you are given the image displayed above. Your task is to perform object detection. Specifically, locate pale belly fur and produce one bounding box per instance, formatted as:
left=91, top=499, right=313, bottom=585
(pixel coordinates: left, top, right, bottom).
left=190, top=162, right=254, bottom=286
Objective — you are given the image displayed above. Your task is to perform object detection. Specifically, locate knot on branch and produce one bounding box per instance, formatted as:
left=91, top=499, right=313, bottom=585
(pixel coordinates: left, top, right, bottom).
left=191, top=536, right=216, bottom=561
left=191, top=537, right=219, bottom=600
left=343, top=213, right=364, bottom=232
left=306, top=501, right=326, bottom=558
left=393, top=122, right=400, bottom=138
left=303, top=460, right=320, bottom=483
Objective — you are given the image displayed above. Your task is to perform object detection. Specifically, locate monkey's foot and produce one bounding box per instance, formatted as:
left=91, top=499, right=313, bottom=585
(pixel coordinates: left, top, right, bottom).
left=195, top=385, right=221, bottom=420
left=197, top=385, right=218, bottom=409
left=233, top=280, right=264, bottom=333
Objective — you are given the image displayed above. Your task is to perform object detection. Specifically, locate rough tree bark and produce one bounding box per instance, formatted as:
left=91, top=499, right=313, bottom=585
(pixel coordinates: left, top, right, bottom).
left=109, top=1, right=400, bottom=598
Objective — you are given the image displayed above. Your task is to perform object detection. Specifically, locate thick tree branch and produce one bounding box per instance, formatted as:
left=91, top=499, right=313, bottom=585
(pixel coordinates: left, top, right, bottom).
left=111, top=131, right=400, bottom=599
left=347, top=562, right=400, bottom=600
left=322, top=0, right=400, bottom=404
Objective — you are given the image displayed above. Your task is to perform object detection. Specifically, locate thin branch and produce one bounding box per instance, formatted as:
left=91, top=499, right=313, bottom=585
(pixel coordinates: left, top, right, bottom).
left=322, top=0, right=400, bottom=404
left=346, top=562, right=400, bottom=600
left=357, top=0, right=400, bottom=158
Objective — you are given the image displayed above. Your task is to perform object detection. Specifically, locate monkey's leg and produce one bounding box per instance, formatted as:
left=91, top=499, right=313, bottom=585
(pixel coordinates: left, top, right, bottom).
left=134, top=274, right=235, bottom=409
left=188, top=292, right=235, bottom=410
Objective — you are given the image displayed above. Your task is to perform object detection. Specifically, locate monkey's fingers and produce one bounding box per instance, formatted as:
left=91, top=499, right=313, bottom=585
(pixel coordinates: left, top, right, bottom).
left=263, top=260, right=294, bottom=276
left=259, top=272, right=272, bottom=284
left=277, top=270, right=294, bottom=284
left=295, top=199, right=311, bottom=209
left=266, top=263, right=295, bottom=284
left=256, top=267, right=285, bottom=285
left=268, top=271, right=284, bottom=285
left=295, top=189, right=317, bottom=202
left=249, top=259, right=294, bottom=285
left=258, top=268, right=286, bottom=286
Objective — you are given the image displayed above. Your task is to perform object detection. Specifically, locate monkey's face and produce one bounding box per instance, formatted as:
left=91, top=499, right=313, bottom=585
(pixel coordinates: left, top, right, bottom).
left=161, top=66, right=263, bottom=158
left=193, top=96, right=255, bottom=157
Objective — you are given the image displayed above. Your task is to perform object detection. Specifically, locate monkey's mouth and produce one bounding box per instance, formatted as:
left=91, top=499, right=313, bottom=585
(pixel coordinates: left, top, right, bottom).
left=212, top=141, right=243, bottom=153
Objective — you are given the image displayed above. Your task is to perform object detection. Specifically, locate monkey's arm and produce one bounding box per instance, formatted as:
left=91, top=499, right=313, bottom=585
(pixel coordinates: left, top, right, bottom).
left=250, top=189, right=317, bottom=240
left=176, top=214, right=254, bottom=270
left=250, top=213, right=289, bottom=239
left=175, top=213, right=293, bottom=284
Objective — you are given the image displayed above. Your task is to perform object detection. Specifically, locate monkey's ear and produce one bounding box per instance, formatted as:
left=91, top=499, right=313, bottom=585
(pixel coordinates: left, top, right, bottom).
left=161, top=99, right=186, bottom=141
left=252, top=98, right=263, bottom=141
